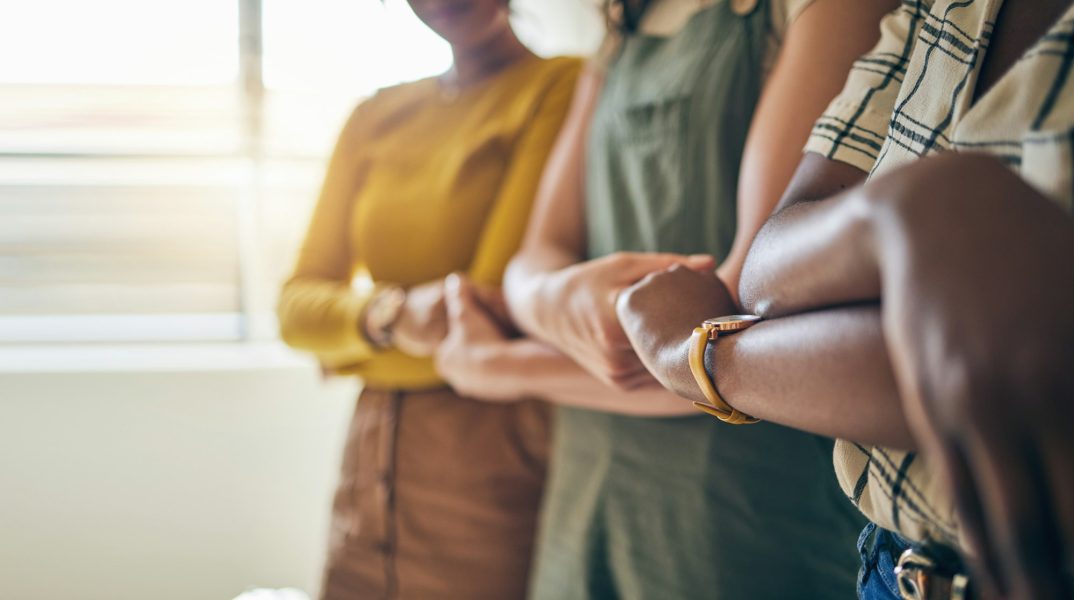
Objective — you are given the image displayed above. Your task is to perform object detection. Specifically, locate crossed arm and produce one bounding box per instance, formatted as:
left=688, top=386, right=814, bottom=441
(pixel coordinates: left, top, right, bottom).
left=616, top=154, right=915, bottom=447
left=481, top=0, right=901, bottom=411
left=619, top=151, right=1074, bottom=599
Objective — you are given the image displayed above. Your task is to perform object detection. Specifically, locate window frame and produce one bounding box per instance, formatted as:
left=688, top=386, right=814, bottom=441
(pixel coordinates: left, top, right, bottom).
left=0, top=0, right=274, bottom=345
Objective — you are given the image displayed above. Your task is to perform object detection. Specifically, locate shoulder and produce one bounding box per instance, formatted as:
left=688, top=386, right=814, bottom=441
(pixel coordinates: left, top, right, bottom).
left=496, top=56, right=583, bottom=108
left=769, top=0, right=918, bottom=44
left=770, top=0, right=818, bottom=37
left=328, top=78, right=434, bottom=153
left=526, top=55, right=585, bottom=87
left=359, top=77, right=434, bottom=116
left=342, top=77, right=434, bottom=134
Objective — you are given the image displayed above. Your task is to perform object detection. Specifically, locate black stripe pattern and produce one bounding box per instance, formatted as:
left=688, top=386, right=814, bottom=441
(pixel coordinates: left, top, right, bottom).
left=811, top=0, right=1074, bottom=546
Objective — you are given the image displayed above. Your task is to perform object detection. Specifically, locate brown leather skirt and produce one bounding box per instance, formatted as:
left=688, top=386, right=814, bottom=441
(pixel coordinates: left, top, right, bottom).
left=320, top=386, right=550, bottom=600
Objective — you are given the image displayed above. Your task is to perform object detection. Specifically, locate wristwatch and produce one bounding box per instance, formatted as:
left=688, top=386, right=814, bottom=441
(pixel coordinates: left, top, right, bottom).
left=362, top=285, right=407, bottom=350
left=689, top=315, right=762, bottom=425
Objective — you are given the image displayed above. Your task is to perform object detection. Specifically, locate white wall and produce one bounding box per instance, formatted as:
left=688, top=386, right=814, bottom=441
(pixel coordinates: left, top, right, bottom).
left=0, top=351, right=357, bottom=600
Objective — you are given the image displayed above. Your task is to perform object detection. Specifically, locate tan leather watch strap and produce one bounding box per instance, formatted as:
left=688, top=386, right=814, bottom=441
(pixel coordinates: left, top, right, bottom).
left=688, top=324, right=759, bottom=425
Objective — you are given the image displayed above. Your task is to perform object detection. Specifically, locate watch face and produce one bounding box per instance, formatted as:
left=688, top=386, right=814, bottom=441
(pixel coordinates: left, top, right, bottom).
left=704, top=314, right=762, bottom=332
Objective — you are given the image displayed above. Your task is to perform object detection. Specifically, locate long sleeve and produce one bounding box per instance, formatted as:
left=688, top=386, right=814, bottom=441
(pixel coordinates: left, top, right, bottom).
left=277, top=103, right=377, bottom=367
left=467, top=63, right=581, bottom=286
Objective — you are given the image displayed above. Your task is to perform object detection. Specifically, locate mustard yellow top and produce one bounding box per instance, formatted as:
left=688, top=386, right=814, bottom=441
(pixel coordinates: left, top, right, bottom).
left=278, top=56, right=581, bottom=390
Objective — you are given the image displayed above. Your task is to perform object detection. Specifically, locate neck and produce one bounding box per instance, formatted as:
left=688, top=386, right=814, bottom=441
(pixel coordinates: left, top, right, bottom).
left=449, top=24, right=531, bottom=86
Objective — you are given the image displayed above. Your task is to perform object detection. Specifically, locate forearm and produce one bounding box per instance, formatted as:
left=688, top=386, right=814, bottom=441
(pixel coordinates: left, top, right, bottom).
left=738, top=154, right=1058, bottom=319
left=489, top=338, right=697, bottom=416
left=503, top=248, right=576, bottom=340
left=503, top=65, right=601, bottom=340
left=661, top=305, right=913, bottom=448
left=277, top=277, right=373, bottom=361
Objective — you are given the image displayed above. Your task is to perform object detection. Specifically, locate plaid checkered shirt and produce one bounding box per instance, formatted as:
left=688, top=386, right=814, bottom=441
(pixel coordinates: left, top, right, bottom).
left=805, top=0, right=1074, bottom=548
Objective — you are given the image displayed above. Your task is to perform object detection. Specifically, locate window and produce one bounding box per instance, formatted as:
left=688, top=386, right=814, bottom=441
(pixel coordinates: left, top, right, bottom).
left=0, top=0, right=451, bottom=344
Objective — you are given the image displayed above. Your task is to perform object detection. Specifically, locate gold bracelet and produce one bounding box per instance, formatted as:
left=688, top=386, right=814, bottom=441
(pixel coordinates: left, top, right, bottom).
left=688, top=315, right=761, bottom=425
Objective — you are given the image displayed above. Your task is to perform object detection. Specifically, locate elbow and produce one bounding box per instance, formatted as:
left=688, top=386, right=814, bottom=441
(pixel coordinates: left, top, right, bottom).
left=503, top=250, right=548, bottom=334
left=737, top=235, right=780, bottom=317
left=737, top=263, right=764, bottom=316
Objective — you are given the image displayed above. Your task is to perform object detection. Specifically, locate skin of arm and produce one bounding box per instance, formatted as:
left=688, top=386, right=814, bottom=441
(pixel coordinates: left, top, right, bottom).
left=391, top=55, right=584, bottom=358
left=491, top=0, right=900, bottom=412
left=615, top=0, right=910, bottom=443
left=506, top=0, right=900, bottom=383
left=388, top=279, right=448, bottom=356
left=704, top=148, right=1074, bottom=598
left=739, top=153, right=877, bottom=317
left=503, top=63, right=714, bottom=389
left=437, top=274, right=697, bottom=415
left=430, top=64, right=694, bottom=415
left=502, top=65, right=598, bottom=327
left=717, top=0, right=899, bottom=300
left=616, top=264, right=913, bottom=447
left=858, top=154, right=1074, bottom=600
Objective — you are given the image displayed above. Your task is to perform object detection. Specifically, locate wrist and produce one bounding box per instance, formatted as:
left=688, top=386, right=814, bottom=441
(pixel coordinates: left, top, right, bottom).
left=529, top=268, right=572, bottom=337
left=687, top=315, right=761, bottom=424
left=483, top=338, right=554, bottom=401
left=362, top=285, right=406, bottom=349
left=505, top=266, right=551, bottom=337
left=656, top=335, right=703, bottom=401
left=473, top=341, right=529, bottom=401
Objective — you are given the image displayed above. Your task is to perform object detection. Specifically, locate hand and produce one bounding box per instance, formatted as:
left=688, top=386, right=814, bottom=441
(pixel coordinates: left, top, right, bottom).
left=469, top=281, right=520, bottom=338
left=541, top=252, right=716, bottom=389
left=435, top=274, right=522, bottom=402
left=873, top=154, right=1074, bottom=599
left=617, top=264, right=738, bottom=398
left=392, top=279, right=447, bottom=357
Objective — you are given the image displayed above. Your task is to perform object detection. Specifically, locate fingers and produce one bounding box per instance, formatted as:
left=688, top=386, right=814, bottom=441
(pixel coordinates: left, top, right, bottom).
left=615, top=368, right=661, bottom=391
left=1042, top=433, right=1074, bottom=598
left=470, top=283, right=506, bottom=313
left=940, top=442, right=1005, bottom=597
left=603, top=350, right=653, bottom=389
left=442, top=273, right=468, bottom=322
left=470, top=282, right=516, bottom=333
left=443, top=273, right=502, bottom=339
left=611, top=252, right=716, bottom=282
left=683, top=254, right=718, bottom=272
left=964, top=423, right=1065, bottom=600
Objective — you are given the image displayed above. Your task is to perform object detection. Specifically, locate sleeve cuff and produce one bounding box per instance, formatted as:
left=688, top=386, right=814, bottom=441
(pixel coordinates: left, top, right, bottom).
left=805, top=101, right=891, bottom=173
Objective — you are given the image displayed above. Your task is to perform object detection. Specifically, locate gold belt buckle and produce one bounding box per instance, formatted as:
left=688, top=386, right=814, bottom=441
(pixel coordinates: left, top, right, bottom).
left=895, top=548, right=970, bottom=600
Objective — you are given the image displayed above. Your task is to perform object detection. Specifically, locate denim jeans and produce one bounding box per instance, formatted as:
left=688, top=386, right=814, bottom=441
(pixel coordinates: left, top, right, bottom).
left=857, top=522, right=912, bottom=600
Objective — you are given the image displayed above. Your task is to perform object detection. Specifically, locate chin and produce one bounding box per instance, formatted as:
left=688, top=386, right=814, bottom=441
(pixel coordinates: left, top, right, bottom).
left=418, top=5, right=506, bottom=48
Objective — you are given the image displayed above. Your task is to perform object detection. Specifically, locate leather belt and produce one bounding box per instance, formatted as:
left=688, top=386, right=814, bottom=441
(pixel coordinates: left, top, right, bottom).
left=895, top=547, right=971, bottom=600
